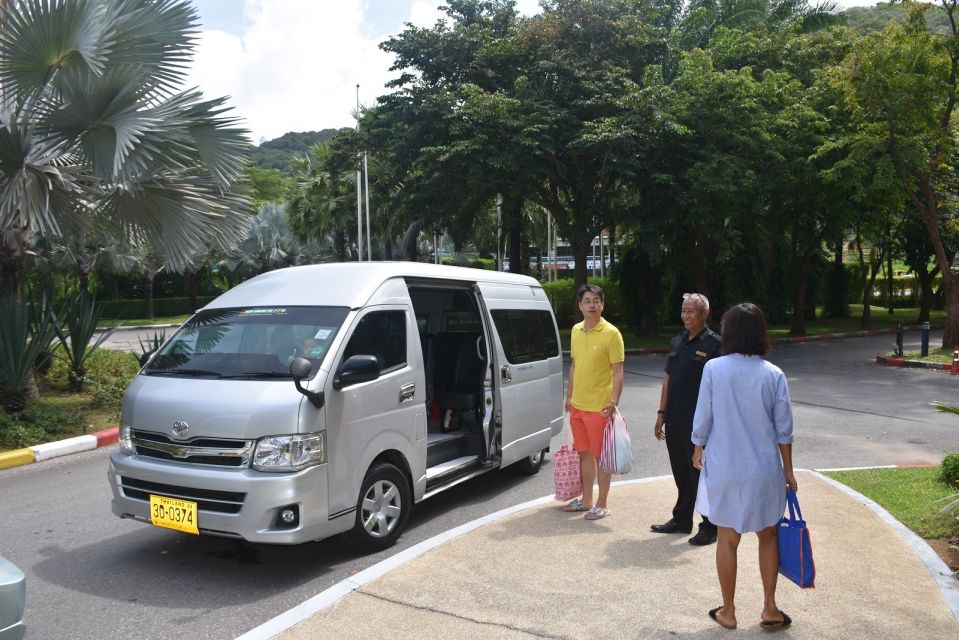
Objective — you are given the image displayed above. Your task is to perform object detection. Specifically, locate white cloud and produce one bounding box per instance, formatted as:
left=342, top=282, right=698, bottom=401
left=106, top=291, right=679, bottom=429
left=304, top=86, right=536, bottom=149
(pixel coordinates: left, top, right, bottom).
left=187, top=0, right=399, bottom=143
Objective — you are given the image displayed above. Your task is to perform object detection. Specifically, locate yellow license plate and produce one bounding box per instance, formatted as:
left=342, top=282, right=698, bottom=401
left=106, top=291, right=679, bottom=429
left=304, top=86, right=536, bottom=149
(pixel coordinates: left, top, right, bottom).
left=149, top=495, right=199, bottom=535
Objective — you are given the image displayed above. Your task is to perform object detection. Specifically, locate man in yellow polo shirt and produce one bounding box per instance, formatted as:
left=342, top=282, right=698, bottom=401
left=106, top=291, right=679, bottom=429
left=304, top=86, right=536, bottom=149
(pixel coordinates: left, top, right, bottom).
left=563, top=284, right=625, bottom=520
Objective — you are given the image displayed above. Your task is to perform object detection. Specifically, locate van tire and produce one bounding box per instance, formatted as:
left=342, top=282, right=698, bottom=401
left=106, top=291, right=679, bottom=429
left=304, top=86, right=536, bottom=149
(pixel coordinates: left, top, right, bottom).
left=514, top=448, right=547, bottom=475
left=343, top=462, right=411, bottom=552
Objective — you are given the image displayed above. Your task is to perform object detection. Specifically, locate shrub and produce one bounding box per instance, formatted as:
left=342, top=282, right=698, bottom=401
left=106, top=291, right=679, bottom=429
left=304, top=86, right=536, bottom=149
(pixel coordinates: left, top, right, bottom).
left=0, top=404, right=89, bottom=449
left=542, top=276, right=620, bottom=329
left=942, top=452, right=959, bottom=486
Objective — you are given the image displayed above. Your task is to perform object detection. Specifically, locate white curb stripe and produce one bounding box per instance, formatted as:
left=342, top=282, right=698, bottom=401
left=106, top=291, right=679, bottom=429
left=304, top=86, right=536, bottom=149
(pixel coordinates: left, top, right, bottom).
left=235, top=476, right=671, bottom=640
left=811, top=470, right=959, bottom=625
left=31, top=435, right=97, bottom=462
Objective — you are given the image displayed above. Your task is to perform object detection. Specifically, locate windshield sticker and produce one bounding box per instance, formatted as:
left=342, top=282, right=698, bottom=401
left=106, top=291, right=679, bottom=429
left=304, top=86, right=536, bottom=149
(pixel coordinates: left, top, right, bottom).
left=241, top=308, right=287, bottom=316
left=313, top=328, right=334, bottom=340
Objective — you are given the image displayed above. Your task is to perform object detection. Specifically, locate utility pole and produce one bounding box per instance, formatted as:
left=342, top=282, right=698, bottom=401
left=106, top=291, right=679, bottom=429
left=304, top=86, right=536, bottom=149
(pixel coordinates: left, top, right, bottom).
left=364, top=152, right=371, bottom=261
left=355, top=84, right=363, bottom=261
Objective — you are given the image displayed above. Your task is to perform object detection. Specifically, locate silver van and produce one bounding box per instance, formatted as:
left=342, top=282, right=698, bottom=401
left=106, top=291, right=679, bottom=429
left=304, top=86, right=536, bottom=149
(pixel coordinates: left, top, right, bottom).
left=108, top=263, right=564, bottom=550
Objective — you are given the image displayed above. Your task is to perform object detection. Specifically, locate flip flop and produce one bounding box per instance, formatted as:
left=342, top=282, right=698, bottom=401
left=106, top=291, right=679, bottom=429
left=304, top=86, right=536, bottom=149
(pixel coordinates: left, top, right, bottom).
left=760, top=611, right=792, bottom=631
left=709, top=606, right=737, bottom=630
left=562, top=499, right=588, bottom=512
left=585, top=506, right=611, bottom=520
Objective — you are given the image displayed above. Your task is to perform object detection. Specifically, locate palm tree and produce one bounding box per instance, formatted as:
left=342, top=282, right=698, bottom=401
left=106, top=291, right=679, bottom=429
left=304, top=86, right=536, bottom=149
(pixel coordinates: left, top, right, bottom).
left=0, top=0, right=252, bottom=299
left=287, top=142, right=355, bottom=262
left=221, top=201, right=304, bottom=281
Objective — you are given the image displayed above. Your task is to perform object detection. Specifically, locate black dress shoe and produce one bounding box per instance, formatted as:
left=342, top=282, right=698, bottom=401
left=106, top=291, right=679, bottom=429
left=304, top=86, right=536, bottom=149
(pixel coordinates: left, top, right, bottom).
left=688, top=528, right=718, bottom=546
left=650, top=519, right=692, bottom=534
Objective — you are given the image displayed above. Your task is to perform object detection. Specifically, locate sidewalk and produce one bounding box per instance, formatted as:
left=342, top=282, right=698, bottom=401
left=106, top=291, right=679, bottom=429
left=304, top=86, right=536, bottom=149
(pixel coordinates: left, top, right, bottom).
left=245, top=471, right=959, bottom=640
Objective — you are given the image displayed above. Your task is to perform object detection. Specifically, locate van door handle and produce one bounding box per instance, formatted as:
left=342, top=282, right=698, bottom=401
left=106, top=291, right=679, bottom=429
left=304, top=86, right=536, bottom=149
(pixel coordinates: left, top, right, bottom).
left=501, top=365, right=511, bottom=383
left=399, top=382, right=415, bottom=404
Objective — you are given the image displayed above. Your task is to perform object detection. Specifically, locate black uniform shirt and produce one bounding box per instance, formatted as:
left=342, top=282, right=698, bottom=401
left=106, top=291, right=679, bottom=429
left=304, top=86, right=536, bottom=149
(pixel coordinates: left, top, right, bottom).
left=663, top=327, right=722, bottom=427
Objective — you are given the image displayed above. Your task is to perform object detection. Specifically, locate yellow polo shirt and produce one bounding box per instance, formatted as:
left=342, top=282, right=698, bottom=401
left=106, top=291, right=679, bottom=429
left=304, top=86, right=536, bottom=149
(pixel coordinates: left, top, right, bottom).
left=570, top=317, right=625, bottom=412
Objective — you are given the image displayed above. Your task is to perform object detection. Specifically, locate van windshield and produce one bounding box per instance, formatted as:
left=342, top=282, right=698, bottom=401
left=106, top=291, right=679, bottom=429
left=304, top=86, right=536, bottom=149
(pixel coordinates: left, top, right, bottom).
left=143, top=306, right=350, bottom=379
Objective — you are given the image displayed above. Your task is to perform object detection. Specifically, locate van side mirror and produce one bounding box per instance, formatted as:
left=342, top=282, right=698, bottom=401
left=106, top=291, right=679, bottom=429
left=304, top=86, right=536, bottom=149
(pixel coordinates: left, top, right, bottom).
left=334, top=355, right=380, bottom=390
left=290, top=357, right=325, bottom=408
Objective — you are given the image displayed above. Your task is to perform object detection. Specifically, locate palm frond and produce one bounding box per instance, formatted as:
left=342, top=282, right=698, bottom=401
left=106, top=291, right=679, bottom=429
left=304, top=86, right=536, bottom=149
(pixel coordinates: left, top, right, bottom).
left=932, top=401, right=959, bottom=416
left=0, top=0, right=108, bottom=102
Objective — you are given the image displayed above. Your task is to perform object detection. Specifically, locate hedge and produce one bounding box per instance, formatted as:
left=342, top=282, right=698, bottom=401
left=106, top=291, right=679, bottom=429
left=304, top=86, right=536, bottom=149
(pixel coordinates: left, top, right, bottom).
left=100, top=296, right=218, bottom=320
left=542, top=276, right=620, bottom=329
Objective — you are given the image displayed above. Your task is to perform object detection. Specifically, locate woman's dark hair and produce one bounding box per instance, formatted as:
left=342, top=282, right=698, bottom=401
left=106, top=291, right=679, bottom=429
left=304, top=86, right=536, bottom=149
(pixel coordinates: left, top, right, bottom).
left=720, top=302, right=769, bottom=356
left=577, top=283, right=604, bottom=303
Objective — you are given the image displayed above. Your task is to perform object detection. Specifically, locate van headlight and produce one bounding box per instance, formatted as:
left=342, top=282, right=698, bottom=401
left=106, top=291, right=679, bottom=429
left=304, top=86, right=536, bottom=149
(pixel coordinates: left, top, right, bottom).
left=252, top=432, right=326, bottom=472
left=119, top=423, right=136, bottom=455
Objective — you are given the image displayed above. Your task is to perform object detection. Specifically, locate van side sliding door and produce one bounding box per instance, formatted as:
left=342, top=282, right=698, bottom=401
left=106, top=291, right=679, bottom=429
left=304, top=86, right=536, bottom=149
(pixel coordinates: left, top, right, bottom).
left=478, top=284, right=559, bottom=467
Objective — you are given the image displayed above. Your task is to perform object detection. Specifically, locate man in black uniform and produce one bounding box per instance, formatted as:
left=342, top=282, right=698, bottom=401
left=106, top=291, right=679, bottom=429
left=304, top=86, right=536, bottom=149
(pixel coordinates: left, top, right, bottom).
left=651, top=292, right=721, bottom=545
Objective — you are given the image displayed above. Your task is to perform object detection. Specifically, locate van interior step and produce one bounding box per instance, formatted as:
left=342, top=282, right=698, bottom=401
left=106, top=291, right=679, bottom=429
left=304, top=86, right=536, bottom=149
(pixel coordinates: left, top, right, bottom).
left=426, top=455, right=480, bottom=483
left=426, top=429, right=472, bottom=468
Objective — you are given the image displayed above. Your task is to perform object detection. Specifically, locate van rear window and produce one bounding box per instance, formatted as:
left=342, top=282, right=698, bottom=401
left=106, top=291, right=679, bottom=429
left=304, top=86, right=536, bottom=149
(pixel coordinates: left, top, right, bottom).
left=490, top=310, right=560, bottom=364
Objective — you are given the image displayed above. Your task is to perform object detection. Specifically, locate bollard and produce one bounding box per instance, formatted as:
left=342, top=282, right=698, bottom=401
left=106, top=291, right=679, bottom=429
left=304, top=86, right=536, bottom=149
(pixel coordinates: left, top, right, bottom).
left=953, top=348, right=959, bottom=376
left=921, top=321, right=930, bottom=358
left=895, top=320, right=904, bottom=356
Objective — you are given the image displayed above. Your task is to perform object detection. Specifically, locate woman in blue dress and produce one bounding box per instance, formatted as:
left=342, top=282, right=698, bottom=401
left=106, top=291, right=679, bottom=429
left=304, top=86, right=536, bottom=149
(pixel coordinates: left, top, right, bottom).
left=691, top=303, right=797, bottom=632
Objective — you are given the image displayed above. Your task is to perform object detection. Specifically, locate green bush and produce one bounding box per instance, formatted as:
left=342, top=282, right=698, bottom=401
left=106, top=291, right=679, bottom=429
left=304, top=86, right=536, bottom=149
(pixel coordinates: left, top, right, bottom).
left=99, top=296, right=217, bottom=320
left=0, top=404, right=89, bottom=449
left=941, top=452, right=959, bottom=486
left=543, top=276, right=620, bottom=329
left=48, top=348, right=139, bottom=413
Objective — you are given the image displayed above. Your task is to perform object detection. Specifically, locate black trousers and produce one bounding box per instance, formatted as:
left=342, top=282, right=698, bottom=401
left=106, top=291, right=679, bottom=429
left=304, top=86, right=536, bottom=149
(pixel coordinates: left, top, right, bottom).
left=665, top=422, right=715, bottom=532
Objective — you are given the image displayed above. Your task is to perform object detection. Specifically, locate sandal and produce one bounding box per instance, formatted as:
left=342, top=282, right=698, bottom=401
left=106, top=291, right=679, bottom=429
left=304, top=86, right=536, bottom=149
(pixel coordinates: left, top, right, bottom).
left=585, top=506, right=611, bottom=520
left=760, top=611, right=791, bottom=632
left=562, top=499, right=588, bottom=512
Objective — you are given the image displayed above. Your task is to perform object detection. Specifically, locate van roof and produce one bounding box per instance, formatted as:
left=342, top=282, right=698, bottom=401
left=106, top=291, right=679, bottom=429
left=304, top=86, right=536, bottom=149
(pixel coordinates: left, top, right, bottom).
left=205, top=262, right=543, bottom=310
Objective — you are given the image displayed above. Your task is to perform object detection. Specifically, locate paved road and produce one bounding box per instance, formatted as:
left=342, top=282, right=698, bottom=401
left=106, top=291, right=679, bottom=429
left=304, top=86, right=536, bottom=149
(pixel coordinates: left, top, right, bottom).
left=1, top=331, right=955, bottom=640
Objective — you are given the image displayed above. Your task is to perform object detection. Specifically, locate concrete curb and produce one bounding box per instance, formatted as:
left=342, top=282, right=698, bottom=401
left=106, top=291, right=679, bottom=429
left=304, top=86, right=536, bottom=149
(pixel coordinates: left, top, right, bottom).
left=875, top=354, right=957, bottom=373
left=571, top=324, right=943, bottom=356
left=0, top=427, right=118, bottom=470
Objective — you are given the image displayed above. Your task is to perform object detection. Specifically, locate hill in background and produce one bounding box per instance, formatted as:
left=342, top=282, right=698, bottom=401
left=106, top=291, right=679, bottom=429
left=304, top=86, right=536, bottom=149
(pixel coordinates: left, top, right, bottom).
left=843, top=2, right=953, bottom=34
left=253, top=129, right=340, bottom=171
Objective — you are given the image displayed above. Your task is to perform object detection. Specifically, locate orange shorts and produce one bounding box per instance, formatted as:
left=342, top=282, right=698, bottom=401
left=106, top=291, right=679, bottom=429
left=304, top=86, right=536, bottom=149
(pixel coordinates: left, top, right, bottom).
left=569, top=407, right=608, bottom=458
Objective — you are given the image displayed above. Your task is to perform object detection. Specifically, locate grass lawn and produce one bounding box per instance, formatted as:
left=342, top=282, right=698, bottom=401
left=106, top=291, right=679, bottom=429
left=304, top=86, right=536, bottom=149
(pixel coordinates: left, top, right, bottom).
left=100, top=314, right=189, bottom=328
left=893, top=349, right=954, bottom=364
left=823, top=467, right=959, bottom=539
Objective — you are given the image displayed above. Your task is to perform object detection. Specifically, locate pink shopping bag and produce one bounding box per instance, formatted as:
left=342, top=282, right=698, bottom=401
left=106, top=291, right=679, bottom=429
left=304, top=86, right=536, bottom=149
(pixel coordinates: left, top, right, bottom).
left=553, top=413, right=582, bottom=501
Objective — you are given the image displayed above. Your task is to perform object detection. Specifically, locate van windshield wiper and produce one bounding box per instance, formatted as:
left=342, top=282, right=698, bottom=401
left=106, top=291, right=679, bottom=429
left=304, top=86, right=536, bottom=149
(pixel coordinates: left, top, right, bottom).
left=147, top=368, right=222, bottom=377
left=218, top=372, right=292, bottom=379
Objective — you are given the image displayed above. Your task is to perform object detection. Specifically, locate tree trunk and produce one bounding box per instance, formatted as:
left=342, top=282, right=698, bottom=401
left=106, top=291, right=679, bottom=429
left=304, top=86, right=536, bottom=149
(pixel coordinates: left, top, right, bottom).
left=335, top=230, right=347, bottom=262
left=825, top=236, right=846, bottom=318
left=911, top=174, right=959, bottom=347
left=144, top=272, right=155, bottom=319
left=78, top=268, right=89, bottom=293
left=185, top=270, right=199, bottom=311
left=789, top=248, right=812, bottom=336
left=572, top=241, right=589, bottom=292
left=384, top=239, right=393, bottom=260
left=859, top=239, right=883, bottom=329
left=916, top=266, right=936, bottom=323
left=0, top=243, right=22, bottom=299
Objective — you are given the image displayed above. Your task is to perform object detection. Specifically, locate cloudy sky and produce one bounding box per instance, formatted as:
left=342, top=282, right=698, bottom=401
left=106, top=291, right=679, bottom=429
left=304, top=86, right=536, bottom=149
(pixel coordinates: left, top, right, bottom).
left=188, top=0, right=882, bottom=144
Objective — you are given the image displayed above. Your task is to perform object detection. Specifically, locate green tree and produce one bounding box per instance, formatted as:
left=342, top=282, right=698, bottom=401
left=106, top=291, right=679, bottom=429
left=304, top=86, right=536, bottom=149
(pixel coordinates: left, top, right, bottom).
left=836, top=4, right=959, bottom=347
left=0, top=0, right=252, bottom=299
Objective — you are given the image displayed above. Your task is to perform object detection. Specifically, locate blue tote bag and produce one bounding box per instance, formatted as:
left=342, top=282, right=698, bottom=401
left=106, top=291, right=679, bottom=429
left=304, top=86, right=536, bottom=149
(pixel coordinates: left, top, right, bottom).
left=778, top=489, right=816, bottom=588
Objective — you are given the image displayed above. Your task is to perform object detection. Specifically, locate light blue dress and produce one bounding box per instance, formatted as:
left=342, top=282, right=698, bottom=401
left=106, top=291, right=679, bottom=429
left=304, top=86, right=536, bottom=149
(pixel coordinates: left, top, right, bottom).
left=691, top=354, right=793, bottom=534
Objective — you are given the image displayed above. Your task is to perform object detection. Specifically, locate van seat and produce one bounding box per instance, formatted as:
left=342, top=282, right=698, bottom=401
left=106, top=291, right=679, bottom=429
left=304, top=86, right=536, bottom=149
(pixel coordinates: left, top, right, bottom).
left=434, top=331, right=485, bottom=410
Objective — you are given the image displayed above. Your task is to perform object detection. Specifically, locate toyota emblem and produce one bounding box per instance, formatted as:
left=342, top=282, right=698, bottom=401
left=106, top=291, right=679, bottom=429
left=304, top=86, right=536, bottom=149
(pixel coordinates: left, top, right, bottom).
left=172, top=421, right=190, bottom=439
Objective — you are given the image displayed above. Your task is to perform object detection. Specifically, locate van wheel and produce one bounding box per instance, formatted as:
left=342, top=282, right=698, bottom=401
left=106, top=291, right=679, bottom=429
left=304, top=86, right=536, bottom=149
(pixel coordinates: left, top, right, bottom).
left=514, top=448, right=547, bottom=476
left=344, top=462, right=411, bottom=552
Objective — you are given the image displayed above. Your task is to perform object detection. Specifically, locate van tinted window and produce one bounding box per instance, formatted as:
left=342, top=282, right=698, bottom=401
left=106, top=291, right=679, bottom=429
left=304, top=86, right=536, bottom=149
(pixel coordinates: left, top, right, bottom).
left=491, top=310, right=560, bottom=364
left=343, top=311, right=407, bottom=371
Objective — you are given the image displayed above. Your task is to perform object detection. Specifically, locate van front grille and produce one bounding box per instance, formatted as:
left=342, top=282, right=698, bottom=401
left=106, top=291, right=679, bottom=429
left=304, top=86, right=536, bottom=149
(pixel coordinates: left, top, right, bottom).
left=131, top=429, right=253, bottom=468
left=120, top=477, right=245, bottom=513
